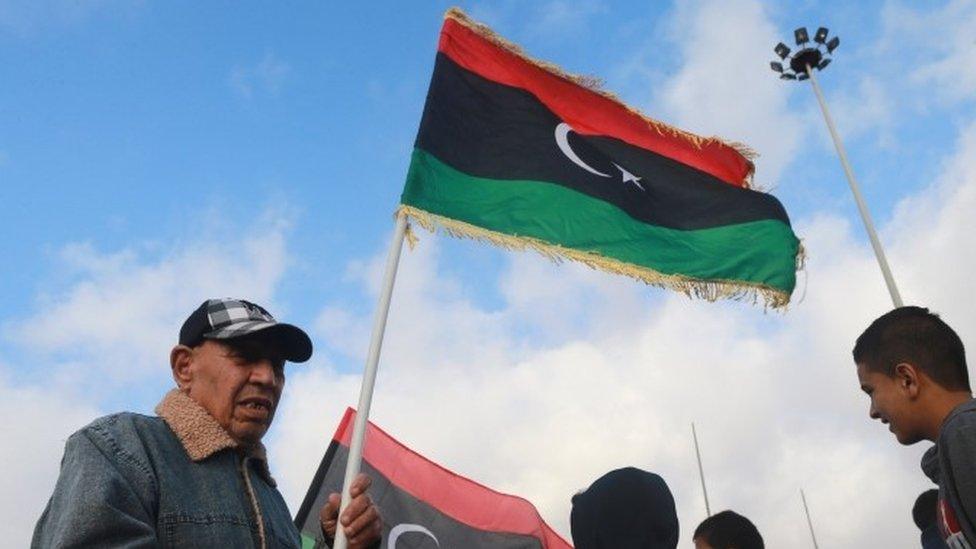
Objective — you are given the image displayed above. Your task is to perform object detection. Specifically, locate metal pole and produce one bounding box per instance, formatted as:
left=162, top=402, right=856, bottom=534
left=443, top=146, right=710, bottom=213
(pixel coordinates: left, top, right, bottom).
left=334, top=213, right=408, bottom=549
left=800, top=488, right=820, bottom=549
left=805, top=63, right=904, bottom=307
left=692, top=422, right=711, bottom=516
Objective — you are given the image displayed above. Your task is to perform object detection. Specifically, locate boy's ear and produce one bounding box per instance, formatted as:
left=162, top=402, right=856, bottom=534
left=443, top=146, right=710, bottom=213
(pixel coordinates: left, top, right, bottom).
left=894, top=362, right=921, bottom=398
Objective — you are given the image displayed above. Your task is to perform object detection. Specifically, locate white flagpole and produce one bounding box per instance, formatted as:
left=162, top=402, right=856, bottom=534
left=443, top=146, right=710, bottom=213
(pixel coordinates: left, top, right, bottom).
left=334, top=213, right=408, bottom=549
left=692, top=422, right=712, bottom=516
left=800, top=488, right=820, bottom=549
left=805, top=63, right=904, bottom=308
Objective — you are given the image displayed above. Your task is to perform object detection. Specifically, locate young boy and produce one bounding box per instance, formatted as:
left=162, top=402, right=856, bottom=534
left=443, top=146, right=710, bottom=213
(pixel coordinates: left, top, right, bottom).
left=692, top=510, right=764, bottom=549
left=854, top=306, right=973, bottom=547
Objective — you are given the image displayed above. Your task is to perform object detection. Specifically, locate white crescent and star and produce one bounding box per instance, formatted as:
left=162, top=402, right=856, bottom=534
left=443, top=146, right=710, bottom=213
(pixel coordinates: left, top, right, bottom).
left=612, top=162, right=644, bottom=191
left=388, top=523, right=439, bottom=548
left=554, top=122, right=644, bottom=191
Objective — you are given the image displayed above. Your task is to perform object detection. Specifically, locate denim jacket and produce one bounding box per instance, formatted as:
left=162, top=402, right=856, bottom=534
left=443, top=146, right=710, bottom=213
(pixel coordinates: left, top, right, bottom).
left=32, top=389, right=302, bottom=548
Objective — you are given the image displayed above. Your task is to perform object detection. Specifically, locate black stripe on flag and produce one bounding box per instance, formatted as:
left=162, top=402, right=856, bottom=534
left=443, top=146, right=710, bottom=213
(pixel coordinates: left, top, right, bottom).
left=296, top=444, right=544, bottom=548
left=416, top=52, right=790, bottom=231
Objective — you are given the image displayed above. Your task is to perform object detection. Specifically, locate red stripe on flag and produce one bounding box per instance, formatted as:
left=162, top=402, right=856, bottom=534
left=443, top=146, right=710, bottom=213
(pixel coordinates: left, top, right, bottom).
left=333, top=408, right=572, bottom=548
left=437, top=17, right=752, bottom=188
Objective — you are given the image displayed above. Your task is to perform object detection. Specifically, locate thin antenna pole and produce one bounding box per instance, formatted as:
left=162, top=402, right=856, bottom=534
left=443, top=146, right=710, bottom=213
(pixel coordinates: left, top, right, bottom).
left=801, top=488, right=820, bottom=549
left=692, top=422, right=711, bottom=516
left=334, top=213, right=409, bottom=549
left=805, top=63, right=904, bottom=307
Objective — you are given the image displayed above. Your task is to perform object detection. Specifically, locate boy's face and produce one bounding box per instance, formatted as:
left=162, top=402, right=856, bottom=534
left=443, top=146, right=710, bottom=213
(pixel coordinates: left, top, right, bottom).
left=857, top=362, right=924, bottom=444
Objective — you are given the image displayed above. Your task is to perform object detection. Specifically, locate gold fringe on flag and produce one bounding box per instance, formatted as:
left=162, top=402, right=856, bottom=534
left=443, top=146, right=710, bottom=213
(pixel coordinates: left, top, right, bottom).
left=443, top=7, right=759, bottom=187
left=397, top=205, right=799, bottom=310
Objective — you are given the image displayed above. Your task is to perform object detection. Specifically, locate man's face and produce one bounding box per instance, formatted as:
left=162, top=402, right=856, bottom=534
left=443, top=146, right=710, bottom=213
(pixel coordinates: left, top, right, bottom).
left=692, top=538, right=713, bottom=549
left=856, top=362, right=922, bottom=445
left=181, top=336, right=285, bottom=446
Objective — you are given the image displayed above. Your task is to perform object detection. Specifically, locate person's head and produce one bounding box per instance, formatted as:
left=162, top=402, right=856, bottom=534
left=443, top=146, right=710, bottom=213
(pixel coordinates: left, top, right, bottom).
left=692, top=510, right=763, bottom=549
left=854, top=306, right=970, bottom=444
left=570, top=467, right=679, bottom=549
left=170, top=298, right=312, bottom=447
left=912, top=489, right=940, bottom=531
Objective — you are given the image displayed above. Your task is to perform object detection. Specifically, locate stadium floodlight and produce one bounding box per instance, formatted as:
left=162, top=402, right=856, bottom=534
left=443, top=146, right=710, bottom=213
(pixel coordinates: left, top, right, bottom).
left=770, top=25, right=837, bottom=80
left=794, top=27, right=810, bottom=45
left=769, top=25, right=904, bottom=309
left=775, top=42, right=791, bottom=59
left=826, top=36, right=840, bottom=54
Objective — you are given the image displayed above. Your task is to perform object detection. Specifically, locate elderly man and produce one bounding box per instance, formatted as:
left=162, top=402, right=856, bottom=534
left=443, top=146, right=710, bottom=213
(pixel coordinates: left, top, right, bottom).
left=33, top=298, right=382, bottom=548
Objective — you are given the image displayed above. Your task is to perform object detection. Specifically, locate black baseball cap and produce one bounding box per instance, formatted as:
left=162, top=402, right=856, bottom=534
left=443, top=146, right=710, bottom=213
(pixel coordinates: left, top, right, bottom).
left=179, top=298, right=313, bottom=363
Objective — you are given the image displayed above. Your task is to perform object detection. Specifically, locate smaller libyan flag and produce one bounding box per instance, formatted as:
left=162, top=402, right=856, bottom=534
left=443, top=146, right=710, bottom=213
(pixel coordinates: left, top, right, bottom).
left=294, top=408, right=571, bottom=548
left=398, top=8, right=803, bottom=308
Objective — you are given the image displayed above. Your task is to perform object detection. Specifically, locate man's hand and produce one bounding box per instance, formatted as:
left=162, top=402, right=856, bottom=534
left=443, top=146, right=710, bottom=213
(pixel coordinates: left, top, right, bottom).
left=320, top=473, right=383, bottom=548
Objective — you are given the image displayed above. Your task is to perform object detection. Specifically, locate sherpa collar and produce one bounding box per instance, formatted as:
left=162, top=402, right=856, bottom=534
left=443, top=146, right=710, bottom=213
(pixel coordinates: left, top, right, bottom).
left=155, top=389, right=275, bottom=486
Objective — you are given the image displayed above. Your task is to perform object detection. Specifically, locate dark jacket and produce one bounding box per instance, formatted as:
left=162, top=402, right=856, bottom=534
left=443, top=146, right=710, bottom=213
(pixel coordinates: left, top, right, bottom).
left=922, top=398, right=976, bottom=549
left=32, top=389, right=301, bottom=548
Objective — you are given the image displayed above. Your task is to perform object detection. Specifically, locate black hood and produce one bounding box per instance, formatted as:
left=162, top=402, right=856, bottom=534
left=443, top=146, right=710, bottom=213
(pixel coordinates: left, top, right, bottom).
left=570, top=467, right=679, bottom=549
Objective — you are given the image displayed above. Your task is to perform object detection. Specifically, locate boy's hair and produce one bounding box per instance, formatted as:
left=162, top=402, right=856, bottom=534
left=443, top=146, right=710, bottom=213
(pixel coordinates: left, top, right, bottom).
left=853, top=306, right=969, bottom=392
left=693, top=510, right=763, bottom=549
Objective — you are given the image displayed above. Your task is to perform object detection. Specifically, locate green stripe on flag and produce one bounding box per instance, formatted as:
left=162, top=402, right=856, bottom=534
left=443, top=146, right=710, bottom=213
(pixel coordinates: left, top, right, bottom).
left=401, top=148, right=799, bottom=294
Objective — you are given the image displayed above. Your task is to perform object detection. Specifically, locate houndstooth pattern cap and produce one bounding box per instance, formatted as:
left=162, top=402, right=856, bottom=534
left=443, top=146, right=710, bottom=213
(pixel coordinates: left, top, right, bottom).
left=179, top=298, right=312, bottom=362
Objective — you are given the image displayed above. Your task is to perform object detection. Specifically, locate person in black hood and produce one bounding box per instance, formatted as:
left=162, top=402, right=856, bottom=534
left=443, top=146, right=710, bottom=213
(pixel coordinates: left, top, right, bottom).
left=913, top=489, right=949, bottom=549
left=570, top=467, right=679, bottom=549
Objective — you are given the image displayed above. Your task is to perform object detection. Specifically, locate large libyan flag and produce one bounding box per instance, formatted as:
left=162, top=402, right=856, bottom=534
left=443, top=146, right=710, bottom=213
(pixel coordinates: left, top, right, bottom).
left=294, top=408, right=571, bottom=548
left=399, top=9, right=802, bottom=308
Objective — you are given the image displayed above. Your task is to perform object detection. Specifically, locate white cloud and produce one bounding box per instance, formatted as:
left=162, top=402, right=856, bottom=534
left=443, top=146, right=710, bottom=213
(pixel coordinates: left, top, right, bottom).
left=881, top=0, right=976, bottom=106
left=230, top=53, right=290, bottom=99
left=653, top=0, right=805, bottom=186
left=4, top=213, right=291, bottom=382
left=783, top=0, right=976, bottom=158
left=827, top=75, right=897, bottom=149
left=0, top=369, right=102, bottom=546
left=887, top=119, right=976, bottom=332
left=269, top=120, right=976, bottom=549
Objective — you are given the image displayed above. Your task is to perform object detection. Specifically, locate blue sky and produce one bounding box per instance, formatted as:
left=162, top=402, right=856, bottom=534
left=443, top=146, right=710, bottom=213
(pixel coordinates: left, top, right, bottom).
left=4, top=0, right=964, bottom=326
left=3, top=1, right=976, bottom=546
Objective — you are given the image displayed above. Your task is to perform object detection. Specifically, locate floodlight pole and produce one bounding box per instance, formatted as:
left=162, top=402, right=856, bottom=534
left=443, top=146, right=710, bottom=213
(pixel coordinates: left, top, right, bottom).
left=333, top=212, right=408, bottom=549
left=800, top=488, right=820, bottom=549
left=804, top=63, right=903, bottom=307
left=692, top=422, right=712, bottom=516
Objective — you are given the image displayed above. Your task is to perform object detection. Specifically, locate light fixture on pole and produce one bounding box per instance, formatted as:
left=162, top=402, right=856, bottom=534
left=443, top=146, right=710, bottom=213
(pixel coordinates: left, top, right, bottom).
left=770, top=27, right=904, bottom=308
